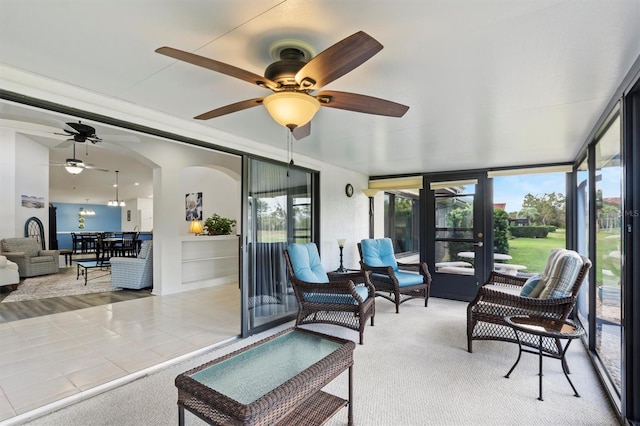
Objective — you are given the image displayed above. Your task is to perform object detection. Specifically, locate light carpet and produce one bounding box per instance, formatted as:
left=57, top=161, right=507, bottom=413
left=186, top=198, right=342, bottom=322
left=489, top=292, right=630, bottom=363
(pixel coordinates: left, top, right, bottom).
left=19, top=298, right=618, bottom=426
left=2, top=266, right=121, bottom=303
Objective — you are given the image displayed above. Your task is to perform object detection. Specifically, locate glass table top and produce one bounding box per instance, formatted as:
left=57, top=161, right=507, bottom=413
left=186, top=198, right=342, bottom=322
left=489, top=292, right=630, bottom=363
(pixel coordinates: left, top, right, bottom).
left=189, top=330, right=343, bottom=404
left=506, top=315, right=584, bottom=338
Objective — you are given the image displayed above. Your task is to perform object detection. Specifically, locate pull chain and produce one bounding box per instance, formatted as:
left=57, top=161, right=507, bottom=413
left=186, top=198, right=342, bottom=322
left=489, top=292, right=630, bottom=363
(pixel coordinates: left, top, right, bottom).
left=286, top=128, right=294, bottom=177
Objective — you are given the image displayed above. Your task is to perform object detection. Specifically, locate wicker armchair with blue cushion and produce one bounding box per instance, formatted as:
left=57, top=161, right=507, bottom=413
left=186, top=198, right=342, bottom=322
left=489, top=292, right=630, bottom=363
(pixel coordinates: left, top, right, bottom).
left=467, top=248, right=591, bottom=356
left=110, top=240, right=153, bottom=289
left=358, top=238, right=431, bottom=313
left=284, top=243, right=375, bottom=344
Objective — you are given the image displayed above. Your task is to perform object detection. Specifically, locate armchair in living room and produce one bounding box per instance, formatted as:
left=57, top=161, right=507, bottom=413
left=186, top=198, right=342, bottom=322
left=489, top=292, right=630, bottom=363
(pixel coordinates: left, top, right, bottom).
left=0, top=255, right=20, bottom=290
left=110, top=240, right=153, bottom=289
left=0, top=237, right=59, bottom=278
left=358, top=238, right=431, bottom=313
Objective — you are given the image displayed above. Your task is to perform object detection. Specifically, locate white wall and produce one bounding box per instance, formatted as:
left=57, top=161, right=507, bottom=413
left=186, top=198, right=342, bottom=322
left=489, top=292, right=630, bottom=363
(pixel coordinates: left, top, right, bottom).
left=0, top=131, right=49, bottom=243
left=180, top=166, right=240, bottom=236
left=0, top=128, right=17, bottom=239
left=121, top=197, right=153, bottom=231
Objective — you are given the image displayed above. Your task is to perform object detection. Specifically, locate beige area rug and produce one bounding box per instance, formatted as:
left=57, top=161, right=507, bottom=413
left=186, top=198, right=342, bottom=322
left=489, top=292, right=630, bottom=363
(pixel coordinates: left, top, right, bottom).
left=2, top=266, right=122, bottom=303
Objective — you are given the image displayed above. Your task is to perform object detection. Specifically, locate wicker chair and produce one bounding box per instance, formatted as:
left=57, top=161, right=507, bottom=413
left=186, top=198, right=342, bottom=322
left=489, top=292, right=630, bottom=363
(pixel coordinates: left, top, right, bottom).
left=358, top=238, right=431, bottom=313
left=284, top=243, right=375, bottom=344
left=467, top=248, right=591, bottom=356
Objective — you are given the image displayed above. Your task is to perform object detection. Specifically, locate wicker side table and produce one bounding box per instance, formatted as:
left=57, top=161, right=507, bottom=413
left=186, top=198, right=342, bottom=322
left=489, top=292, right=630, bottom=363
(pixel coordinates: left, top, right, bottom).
left=175, top=327, right=355, bottom=425
left=504, top=315, right=585, bottom=401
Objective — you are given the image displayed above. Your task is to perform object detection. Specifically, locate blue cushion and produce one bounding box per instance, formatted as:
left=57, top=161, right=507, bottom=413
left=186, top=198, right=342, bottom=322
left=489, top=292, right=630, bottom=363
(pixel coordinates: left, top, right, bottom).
left=371, top=270, right=424, bottom=287
left=302, top=284, right=369, bottom=305
left=360, top=238, right=398, bottom=271
left=519, top=274, right=542, bottom=297
left=287, top=243, right=329, bottom=283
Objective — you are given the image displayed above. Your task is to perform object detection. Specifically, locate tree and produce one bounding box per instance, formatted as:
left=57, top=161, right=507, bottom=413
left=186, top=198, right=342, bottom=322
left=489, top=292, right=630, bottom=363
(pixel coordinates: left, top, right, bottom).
left=521, top=192, right=566, bottom=228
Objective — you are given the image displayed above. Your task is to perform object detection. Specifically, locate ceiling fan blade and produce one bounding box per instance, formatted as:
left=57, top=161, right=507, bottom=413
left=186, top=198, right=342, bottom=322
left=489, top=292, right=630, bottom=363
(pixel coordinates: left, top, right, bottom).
left=295, top=31, right=383, bottom=90
left=317, top=90, right=409, bottom=117
left=194, top=98, right=264, bottom=120
left=292, top=122, right=311, bottom=140
left=156, top=47, right=279, bottom=90
left=84, top=164, right=109, bottom=172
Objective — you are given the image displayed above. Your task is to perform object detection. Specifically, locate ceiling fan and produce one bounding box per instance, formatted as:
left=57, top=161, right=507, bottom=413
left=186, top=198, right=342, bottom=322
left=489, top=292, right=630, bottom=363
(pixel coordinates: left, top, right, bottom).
left=156, top=31, right=409, bottom=139
left=54, top=121, right=102, bottom=148
left=53, top=120, right=140, bottom=148
left=48, top=142, right=109, bottom=174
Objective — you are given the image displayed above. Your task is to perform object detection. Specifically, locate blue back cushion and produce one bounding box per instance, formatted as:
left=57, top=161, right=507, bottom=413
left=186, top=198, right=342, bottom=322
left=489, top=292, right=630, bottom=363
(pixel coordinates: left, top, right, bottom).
left=287, top=243, right=329, bottom=283
left=519, top=274, right=542, bottom=297
left=360, top=238, right=398, bottom=271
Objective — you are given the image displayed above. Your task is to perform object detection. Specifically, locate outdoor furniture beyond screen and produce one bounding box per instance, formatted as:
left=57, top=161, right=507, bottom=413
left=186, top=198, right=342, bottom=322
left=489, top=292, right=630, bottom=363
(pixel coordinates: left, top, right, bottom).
left=284, top=243, right=375, bottom=345
left=467, top=248, right=591, bottom=356
left=358, top=238, right=431, bottom=313
left=175, top=327, right=355, bottom=426
left=504, top=315, right=585, bottom=401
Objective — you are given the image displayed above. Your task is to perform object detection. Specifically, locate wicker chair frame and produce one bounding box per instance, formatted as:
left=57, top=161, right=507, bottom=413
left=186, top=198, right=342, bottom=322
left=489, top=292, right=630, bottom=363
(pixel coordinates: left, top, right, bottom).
left=283, top=250, right=376, bottom=345
left=357, top=243, right=431, bottom=313
left=467, top=258, right=591, bottom=356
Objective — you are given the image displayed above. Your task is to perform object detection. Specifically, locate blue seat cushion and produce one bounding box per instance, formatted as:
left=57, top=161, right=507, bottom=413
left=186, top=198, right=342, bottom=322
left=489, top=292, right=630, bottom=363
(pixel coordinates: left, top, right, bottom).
left=302, top=285, right=370, bottom=305
left=360, top=238, right=398, bottom=270
left=371, top=270, right=425, bottom=287
left=287, top=243, right=329, bottom=283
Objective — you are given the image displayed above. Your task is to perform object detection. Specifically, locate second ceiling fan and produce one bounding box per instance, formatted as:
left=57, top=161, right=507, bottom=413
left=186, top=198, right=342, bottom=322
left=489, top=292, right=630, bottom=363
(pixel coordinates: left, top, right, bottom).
left=156, top=31, right=409, bottom=139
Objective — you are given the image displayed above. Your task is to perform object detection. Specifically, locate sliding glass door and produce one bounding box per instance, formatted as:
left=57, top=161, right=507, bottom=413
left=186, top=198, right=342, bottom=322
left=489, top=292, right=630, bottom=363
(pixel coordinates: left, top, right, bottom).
left=242, top=158, right=317, bottom=336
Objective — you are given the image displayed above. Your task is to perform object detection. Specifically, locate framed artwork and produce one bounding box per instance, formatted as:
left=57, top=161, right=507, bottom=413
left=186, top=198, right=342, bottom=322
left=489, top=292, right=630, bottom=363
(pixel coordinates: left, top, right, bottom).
left=21, top=195, right=45, bottom=208
left=185, top=192, right=203, bottom=221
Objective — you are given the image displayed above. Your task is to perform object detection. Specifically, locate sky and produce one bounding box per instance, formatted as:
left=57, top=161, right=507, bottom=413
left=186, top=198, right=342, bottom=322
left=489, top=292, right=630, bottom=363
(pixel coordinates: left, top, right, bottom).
left=493, top=173, right=568, bottom=213
left=493, top=171, right=621, bottom=213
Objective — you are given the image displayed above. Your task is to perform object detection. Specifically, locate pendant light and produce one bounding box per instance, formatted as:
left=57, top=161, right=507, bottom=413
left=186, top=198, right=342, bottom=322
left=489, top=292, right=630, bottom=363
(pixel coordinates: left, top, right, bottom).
left=79, top=198, right=95, bottom=216
left=108, top=170, right=125, bottom=207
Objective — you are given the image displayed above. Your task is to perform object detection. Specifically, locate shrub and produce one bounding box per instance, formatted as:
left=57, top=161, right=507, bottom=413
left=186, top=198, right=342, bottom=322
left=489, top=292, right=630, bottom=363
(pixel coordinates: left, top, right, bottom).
left=494, top=208, right=510, bottom=254
left=510, top=226, right=549, bottom=238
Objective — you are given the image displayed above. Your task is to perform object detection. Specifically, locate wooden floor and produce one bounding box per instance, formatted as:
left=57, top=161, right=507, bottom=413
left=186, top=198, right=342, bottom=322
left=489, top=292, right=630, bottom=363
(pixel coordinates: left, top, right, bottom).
left=0, top=288, right=153, bottom=323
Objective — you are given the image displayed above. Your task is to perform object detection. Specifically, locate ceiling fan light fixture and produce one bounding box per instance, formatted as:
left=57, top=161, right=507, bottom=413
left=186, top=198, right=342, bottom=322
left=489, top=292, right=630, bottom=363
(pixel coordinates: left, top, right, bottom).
left=263, top=92, right=320, bottom=129
left=65, top=164, right=84, bottom=175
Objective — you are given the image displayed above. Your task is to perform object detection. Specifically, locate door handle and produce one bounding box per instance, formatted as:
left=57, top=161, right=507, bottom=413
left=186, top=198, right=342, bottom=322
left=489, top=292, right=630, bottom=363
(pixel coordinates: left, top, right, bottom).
left=473, top=242, right=484, bottom=247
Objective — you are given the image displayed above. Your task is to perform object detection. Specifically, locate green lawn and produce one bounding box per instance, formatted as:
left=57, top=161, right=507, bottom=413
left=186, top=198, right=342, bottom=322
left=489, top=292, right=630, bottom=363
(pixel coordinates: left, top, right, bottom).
left=507, top=230, right=566, bottom=274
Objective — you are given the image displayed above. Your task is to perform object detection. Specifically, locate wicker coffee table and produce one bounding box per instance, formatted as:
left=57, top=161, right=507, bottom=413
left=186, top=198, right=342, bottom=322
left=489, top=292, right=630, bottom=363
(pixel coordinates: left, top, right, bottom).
left=175, top=327, right=355, bottom=425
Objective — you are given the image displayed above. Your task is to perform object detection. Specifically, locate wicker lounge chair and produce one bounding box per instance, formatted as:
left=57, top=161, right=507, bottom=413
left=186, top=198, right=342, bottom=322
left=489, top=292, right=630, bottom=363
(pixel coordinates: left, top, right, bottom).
left=467, top=248, right=591, bottom=356
left=358, top=238, right=431, bottom=313
left=284, top=243, right=375, bottom=344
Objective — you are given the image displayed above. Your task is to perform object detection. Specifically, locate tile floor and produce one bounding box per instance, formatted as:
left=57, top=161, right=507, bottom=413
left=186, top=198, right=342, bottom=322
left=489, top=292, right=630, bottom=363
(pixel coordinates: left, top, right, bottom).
left=0, top=283, right=240, bottom=422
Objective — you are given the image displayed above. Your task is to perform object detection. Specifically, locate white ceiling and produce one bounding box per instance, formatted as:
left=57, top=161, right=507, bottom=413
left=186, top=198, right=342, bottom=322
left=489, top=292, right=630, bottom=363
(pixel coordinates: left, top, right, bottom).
left=1, top=0, right=639, bottom=202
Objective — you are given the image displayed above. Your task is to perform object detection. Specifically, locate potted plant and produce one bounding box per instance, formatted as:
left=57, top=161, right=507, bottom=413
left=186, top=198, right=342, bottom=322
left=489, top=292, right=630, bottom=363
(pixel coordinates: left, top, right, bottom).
left=203, top=213, right=236, bottom=235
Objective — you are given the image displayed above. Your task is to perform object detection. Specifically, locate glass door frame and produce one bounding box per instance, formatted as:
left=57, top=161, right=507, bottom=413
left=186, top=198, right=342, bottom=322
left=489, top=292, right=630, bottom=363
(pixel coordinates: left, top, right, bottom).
left=239, top=155, right=320, bottom=339
left=422, top=172, right=492, bottom=301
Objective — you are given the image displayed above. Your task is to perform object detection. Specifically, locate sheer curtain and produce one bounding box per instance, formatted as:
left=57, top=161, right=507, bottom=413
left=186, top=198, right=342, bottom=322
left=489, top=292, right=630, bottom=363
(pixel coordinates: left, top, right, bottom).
left=247, top=159, right=313, bottom=328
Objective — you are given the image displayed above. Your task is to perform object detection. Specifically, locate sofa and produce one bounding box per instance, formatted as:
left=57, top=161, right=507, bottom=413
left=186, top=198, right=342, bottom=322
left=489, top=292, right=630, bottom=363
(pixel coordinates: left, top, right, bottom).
left=0, top=238, right=59, bottom=278
left=110, top=240, right=153, bottom=289
left=0, top=255, right=20, bottom=290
